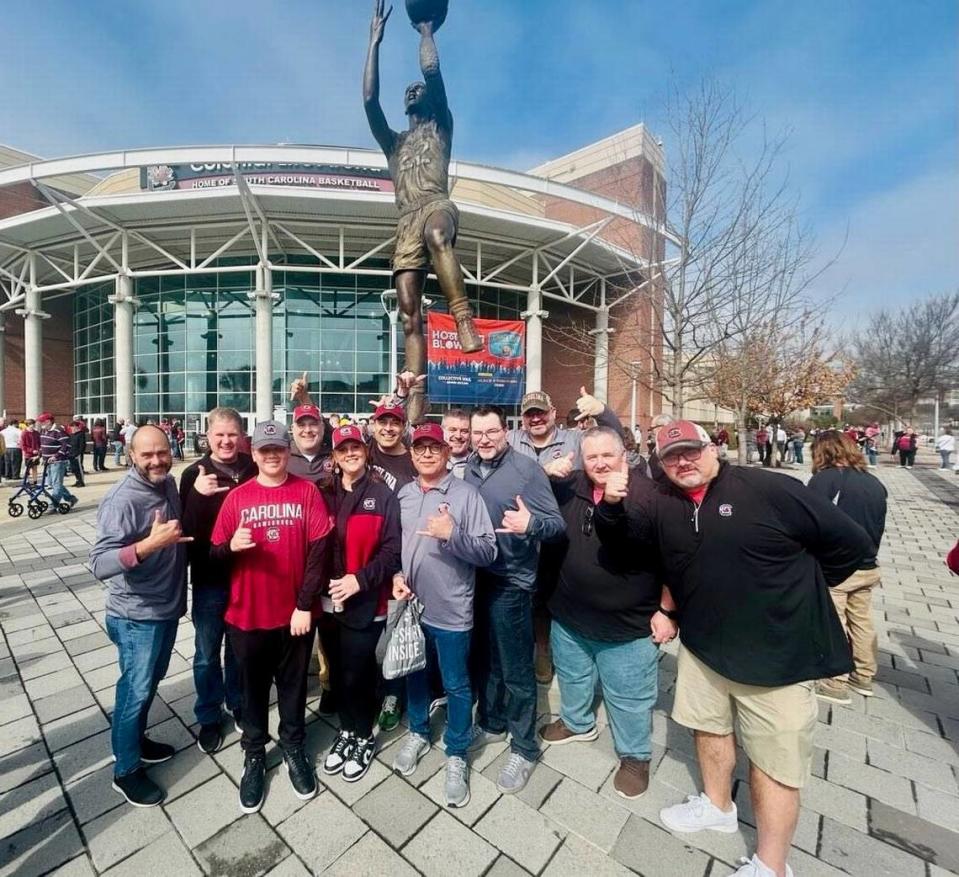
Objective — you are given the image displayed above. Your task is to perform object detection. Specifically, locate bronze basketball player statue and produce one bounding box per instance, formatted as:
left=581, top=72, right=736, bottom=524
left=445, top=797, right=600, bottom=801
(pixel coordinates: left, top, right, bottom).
left=364, top=0, right=482, bottom=424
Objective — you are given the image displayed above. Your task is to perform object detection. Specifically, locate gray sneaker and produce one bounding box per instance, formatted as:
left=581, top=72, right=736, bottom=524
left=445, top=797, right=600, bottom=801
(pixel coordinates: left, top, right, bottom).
left=392, top=733, right=431, bottom=777
left=467, top=725, right=508, bottom=752
left=444, top=756, right=470, bottom=808
left=496, top=752, right=536, bottom=794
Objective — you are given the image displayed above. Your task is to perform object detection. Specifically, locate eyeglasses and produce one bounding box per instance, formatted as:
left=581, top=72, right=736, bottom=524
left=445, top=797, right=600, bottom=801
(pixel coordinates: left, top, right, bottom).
left=471, top=428, right=505, bottom=441
left=582, top=506, right=594, bottom=537
left=661, top=447, right=704, bottom=466
left=412, top=444, right=444, bottom=457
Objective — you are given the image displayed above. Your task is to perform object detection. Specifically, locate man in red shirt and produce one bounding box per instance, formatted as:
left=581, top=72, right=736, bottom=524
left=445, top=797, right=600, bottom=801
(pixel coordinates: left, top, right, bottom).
left=211, top=420, right=333, bottom=814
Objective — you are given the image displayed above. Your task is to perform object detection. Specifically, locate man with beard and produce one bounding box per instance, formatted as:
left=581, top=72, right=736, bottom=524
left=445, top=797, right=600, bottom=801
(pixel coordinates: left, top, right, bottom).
left=595, top=421, right=874, bottom=877
left=180, top=407, right=257, bottom=754
left=90, top=426, right=192, bottom=807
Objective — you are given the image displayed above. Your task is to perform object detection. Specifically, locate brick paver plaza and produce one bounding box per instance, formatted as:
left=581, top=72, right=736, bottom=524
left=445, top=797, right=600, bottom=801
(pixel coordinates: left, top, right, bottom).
left=2, top=458, right=959, bottom=876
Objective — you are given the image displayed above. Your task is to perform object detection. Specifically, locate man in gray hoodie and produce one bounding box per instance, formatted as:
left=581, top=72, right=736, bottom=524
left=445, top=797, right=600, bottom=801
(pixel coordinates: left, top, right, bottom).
left=89, top=425, right=192, bottom=808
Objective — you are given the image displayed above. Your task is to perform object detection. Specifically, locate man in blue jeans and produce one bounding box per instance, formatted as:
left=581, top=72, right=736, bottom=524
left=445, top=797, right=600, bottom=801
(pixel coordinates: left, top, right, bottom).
left=464, top=406, right=565, bottom=794
left=180, top=407, right=257, bottom=754
left=37, top=412, right=78, bottom=509
left=89, top=425, right=192, bottom=807
left=391, top=422, right=497, bottom=807
left=539, top=426, right=677, bottom=798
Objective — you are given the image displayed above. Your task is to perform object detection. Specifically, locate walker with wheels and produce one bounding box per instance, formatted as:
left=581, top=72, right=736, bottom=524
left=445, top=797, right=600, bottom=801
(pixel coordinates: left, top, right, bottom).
left=8, top=460, right=72, bottom=518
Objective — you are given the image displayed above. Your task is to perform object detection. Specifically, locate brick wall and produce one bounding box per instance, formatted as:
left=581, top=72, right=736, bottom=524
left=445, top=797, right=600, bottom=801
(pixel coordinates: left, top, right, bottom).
left=3, top=296, right=74, bottom=423
left=538, top=154, right=666, bottom=429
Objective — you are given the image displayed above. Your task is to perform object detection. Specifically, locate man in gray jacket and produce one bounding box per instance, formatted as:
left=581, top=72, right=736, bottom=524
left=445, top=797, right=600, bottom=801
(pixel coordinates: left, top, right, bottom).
left=89, top=425, right=192, bottom=808
left=465, top=405, right=565, bottom=794
left=391, top=422, right=497, bottom=807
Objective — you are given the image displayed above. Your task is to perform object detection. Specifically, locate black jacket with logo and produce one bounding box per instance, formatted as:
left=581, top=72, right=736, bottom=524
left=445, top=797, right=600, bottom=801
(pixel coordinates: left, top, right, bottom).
left=321, top=471, right=402, bottom=630
left=549, top=470, right=661, bottom=642
left=179, top=453, right=258, bottom=589
left=594, top=463, right=874, bottom=686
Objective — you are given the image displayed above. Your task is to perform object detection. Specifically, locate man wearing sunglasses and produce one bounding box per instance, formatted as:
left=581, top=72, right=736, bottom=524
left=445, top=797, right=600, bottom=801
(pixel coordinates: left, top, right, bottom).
left=595, top=420, right=874, bottom=877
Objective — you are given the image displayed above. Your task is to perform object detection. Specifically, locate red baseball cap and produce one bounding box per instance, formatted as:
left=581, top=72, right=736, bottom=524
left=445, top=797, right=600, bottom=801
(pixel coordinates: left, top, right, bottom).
left=293, top=404, right=322, bottom=422
left=656, top=420, right=711, bottom=456
left=332, top=425, right=365, bottom=449
left=372, top=404, right=406, bottom=423
left=411, top=422, right=447, bottom=446
left=36, top=412, right=54, bottom=423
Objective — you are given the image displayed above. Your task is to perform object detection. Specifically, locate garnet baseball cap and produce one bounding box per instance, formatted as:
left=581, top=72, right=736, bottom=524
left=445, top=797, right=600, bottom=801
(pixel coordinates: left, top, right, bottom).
left=251, top=420, right=291, bottom=449
left=372, top=404, right=406, bottom=422
left=411, top=422, right=447, bottom=446
left=520, top=391, right=552, bottom=414
left=656, top=420, right=712, bottom=456
left=36, top=412, right=54, bottom=423
left=332, top=425, right=364, bottom=449
left=293, top=404, right=321, bottom=422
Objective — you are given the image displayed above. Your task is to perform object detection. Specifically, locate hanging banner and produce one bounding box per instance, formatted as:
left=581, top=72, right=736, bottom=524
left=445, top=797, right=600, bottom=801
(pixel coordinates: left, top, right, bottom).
left=426, top=312, right=526, bottom=405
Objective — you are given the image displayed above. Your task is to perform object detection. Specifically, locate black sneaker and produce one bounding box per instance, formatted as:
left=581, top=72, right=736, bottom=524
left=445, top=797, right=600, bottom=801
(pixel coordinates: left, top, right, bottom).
left=283, top=746, right=317, bottom=800
left=197, top=722, right=224, bottom=754
left=318, top=689, right=338, bottom=717
left=343, top=737, right=376, bottom=783
left=322, top=730, right=354, bottom=776
left=239, top=752, right=266, bottom=814
left=140, top=737, right=175, bottom=764
left=112, top=768, right=164, bottom=808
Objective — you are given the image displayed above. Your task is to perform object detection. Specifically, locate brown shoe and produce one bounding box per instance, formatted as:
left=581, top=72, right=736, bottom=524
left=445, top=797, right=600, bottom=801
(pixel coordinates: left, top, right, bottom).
left=815, top=679, right=851, bottom=705
left=538, top=719, right=598, bottom=745
left=613, top=758, right=649, bottom=799
left=450, top=302, right=483, bottom=354
left=535, top=648, right=554, bottom=685
left=848, top=675, right=874, bottom=697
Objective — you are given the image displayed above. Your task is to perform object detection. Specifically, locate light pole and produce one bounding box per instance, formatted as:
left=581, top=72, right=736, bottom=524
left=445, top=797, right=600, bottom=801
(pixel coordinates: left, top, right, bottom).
left=629, top=360, right=642, bottom=434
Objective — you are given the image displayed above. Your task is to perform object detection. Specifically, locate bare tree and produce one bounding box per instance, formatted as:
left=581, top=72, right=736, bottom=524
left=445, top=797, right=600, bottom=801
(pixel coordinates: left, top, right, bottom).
left=850, top=291, right=959, bottom=423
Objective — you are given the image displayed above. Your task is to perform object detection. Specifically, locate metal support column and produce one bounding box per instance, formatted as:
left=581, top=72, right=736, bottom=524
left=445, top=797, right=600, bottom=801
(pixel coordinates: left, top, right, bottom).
left=17, top=258, right=48, bottom=420
left=109, top=274, right=138, bottom=424
left=251, top=264, right=277, bottom=424
left=522, top=283, right=547, bottom=394
left=0, top=315, right=6, bottom=417
left=589, top=307, right=612, bottom=403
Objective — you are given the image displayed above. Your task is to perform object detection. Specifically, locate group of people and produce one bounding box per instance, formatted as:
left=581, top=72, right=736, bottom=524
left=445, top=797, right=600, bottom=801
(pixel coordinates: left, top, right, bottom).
left=90, top=373, right=885, bottom=877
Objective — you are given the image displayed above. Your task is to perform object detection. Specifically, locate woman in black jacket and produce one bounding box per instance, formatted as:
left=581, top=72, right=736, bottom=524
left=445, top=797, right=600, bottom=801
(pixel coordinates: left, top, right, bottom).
left=319, top=425, right=402, bottom=783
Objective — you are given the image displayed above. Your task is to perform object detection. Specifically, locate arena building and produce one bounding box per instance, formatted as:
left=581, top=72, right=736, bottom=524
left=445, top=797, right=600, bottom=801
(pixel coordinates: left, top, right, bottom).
left=0, top=126, right=674, bottom=436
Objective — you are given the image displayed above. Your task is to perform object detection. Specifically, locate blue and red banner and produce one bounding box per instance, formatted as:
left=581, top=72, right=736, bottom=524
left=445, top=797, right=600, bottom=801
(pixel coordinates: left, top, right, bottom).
left=426, top=312, right=526, bottom=405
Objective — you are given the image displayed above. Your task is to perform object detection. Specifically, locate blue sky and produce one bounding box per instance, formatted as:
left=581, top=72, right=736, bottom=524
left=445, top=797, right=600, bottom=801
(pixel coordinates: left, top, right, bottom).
left=1, top=0, right=955, bottom=322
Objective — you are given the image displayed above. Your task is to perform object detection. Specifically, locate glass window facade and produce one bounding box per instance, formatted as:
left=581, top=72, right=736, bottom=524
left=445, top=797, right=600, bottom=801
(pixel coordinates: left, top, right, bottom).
left=73, top=258, right=525, bottom=432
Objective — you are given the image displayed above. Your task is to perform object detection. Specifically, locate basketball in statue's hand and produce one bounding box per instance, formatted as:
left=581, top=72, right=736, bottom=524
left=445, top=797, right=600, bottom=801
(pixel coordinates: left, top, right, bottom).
left=406, top=0, right=448, bottom=30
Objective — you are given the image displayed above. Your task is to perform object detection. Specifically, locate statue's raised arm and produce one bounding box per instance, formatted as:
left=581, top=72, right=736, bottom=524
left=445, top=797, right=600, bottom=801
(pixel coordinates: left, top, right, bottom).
left=364, top=0, right=397, bottom=155
left=416, top=20, right=452, bottom=132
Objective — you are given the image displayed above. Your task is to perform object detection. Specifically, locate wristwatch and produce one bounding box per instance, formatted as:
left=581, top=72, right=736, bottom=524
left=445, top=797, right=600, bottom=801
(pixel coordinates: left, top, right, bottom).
left=658, top=606, right=679, bottom=621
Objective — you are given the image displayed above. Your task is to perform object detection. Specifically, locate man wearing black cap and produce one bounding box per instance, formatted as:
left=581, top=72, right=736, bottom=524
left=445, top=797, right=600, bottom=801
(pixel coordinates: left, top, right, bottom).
left=210, top=420, right=334, bottom=815
left=596, top=420, right=874, bottom=877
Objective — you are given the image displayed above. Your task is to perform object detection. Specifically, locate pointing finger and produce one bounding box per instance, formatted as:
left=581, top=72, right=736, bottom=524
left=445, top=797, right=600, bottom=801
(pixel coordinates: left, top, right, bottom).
left=301, top=371, right=308, bottom=384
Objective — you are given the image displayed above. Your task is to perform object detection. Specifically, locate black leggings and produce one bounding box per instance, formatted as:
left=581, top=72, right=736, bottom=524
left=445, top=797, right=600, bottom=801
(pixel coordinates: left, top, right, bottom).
left=319, top=617, right=385, bottom=739
left=899, top=449, right=916, bottom=467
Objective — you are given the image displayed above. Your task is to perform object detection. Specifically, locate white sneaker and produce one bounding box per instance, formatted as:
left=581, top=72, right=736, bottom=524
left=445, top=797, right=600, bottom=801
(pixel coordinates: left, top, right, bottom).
left=660, top=793, right=738, bottom=834
left=728, top=854, right=793, bottom=877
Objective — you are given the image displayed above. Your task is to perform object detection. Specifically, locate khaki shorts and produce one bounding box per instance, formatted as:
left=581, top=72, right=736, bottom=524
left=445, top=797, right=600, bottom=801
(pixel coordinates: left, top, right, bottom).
left=672, top=646, right=818, bottom=789
left=392, top=198, right=459, bottom=272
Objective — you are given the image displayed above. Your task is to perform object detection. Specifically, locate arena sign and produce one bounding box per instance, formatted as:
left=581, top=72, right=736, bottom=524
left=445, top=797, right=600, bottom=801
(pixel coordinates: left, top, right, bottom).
left=140, top=162, right=395, bottom=193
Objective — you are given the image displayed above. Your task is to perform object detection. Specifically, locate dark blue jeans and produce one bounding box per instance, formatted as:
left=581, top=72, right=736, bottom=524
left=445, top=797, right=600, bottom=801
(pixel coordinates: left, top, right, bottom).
left=406, top=623, right=472, bottom=758
left=192, top=586, right=241, bottom=725
left=475, top=575, right=539, bottom=761
left=105, top=615, right=179, bottom=777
